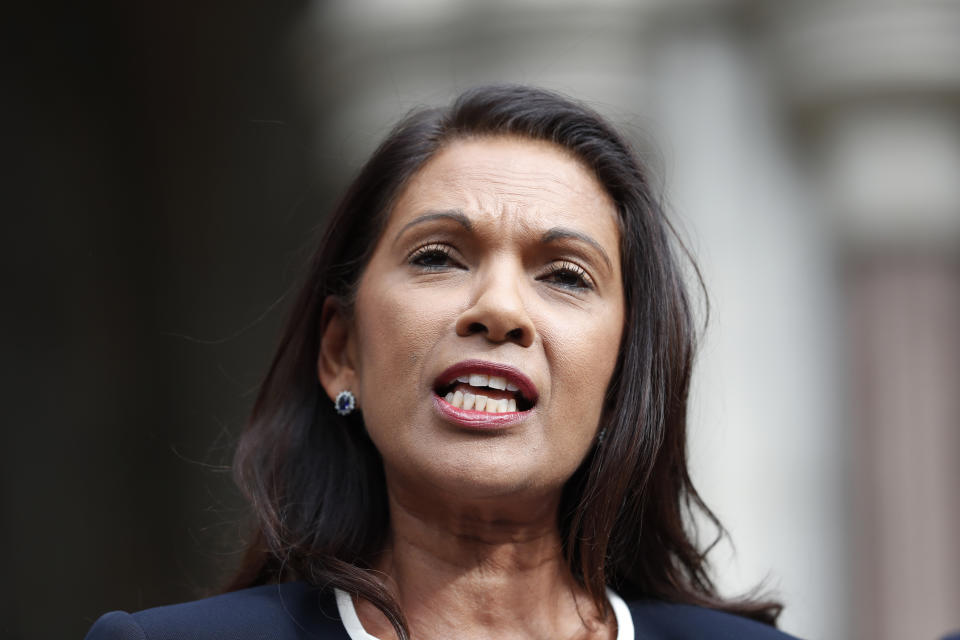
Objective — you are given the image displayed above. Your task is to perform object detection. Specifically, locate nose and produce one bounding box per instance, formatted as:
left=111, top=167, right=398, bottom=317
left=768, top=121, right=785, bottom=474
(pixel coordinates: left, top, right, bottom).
left=455, top=263, right=535, bottom=348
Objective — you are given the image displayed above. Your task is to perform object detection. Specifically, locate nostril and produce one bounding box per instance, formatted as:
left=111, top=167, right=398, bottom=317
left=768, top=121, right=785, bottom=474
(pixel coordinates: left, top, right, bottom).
left=468, top=322, right=487, bottom=335
left=506, top=328, right=524, bottom=340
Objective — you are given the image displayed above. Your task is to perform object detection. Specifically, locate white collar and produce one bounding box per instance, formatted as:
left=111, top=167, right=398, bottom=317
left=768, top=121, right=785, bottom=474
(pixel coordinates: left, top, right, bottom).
left=335, top=586, right=634, bottom=640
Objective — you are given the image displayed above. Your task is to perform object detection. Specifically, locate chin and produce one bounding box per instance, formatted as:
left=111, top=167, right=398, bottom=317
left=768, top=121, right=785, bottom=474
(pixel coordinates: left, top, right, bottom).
left=418, top=448, right=574, bottom=504
left=370, top=415, right=591, bottom=506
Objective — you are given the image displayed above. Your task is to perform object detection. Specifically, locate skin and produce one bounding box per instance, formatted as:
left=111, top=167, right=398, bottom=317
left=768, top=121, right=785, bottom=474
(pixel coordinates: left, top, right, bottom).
left=319, top=137, right=625, bottom=640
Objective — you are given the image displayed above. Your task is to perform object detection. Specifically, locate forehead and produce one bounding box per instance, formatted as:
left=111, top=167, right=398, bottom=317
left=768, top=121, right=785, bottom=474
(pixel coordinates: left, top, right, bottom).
left=387, top=136, right=620, bottom=245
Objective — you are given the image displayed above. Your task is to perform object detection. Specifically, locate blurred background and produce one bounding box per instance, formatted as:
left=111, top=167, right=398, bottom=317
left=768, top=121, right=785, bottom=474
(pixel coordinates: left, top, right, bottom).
left=4, top=1, right=959, bottom=638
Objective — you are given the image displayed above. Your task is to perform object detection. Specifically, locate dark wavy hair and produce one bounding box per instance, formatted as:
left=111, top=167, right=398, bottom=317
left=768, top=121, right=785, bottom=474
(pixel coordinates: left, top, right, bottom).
left=226, top=84, right=782, bottom=637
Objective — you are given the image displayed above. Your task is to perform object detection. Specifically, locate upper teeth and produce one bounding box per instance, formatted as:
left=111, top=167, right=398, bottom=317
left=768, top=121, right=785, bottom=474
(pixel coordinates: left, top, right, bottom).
left=456, top=374, right=519, bottom=392
left=445, top=373, right=522, bottom=413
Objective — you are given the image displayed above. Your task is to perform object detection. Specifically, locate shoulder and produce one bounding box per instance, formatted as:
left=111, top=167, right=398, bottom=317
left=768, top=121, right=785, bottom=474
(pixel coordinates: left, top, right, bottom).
left=628, top=600, right=801, bottom=639
left=84, top=582, right=348, bottom=640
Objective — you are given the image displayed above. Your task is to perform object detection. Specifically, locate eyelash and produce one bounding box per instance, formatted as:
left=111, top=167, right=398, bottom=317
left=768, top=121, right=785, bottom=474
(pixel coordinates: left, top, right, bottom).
left=407, top=244, right=594, bottom=291
left=408, top=243, right=458, bottom=269
left=540, top=261, right=594, bottom=291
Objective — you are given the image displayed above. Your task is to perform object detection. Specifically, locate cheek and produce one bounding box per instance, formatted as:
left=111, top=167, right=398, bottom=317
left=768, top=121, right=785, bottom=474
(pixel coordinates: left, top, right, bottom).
left=541, top=301, right=624, bottom=432
left=550, top=304, right=623, bottom=375
left=353, top=274, right=449, bottom=417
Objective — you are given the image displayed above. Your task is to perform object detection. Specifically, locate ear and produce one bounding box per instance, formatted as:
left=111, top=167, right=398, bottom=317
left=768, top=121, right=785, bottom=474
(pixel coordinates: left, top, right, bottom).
left=318, top=296, right=359, bottom=405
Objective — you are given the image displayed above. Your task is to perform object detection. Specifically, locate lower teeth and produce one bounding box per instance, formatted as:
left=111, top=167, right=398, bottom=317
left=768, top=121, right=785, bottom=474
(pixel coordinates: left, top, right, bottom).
left=443, top=391, right=516, bottom=413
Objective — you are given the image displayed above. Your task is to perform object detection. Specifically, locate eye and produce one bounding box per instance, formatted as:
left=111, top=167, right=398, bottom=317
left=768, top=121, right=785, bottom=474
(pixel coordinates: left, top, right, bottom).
left=540, top=261, right=594, bottom=291
left=408, top=243, right=461, bottom=270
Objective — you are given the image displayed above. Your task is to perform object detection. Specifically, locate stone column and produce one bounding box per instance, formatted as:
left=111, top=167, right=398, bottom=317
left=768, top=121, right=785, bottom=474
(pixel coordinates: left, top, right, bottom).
left=771, top=2, right=960, bottom=638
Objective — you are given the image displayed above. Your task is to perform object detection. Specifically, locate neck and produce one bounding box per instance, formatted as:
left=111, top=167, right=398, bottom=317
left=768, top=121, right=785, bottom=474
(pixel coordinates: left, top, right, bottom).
left=353, top=482, right=612, bottom=640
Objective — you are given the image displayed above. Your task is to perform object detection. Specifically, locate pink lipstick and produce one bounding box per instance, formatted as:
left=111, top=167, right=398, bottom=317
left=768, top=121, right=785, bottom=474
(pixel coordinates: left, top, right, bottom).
left=432, top=359, right=538, bottom=430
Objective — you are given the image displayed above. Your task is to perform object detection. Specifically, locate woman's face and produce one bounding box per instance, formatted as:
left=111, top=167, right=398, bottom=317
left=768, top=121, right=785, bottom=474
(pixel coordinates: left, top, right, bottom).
left=327, top=136, right=625, bottom=504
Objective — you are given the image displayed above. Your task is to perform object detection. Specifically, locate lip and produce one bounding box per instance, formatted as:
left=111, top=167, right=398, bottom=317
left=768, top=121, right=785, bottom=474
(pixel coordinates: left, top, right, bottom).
left=432, top=359, right=539, bottom=405
left=431, top=359, right=539, bottom=430
left=432, top=395, right=530, bottom=429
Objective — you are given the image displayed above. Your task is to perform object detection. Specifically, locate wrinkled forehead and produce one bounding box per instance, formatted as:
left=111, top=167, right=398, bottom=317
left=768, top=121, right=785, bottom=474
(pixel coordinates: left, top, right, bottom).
left=385, top=136, right=621, bottom=251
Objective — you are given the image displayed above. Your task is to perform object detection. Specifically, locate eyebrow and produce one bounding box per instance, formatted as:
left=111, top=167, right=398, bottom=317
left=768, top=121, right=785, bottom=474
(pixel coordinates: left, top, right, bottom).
left=393, top=212, right=613, bottom=271
left=541, top=227, right=613, bottom=271
left=393, top=210, right=472, bottom=245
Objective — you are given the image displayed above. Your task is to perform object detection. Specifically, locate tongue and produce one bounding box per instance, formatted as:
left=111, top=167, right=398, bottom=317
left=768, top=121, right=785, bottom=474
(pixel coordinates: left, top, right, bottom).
left=452, top=382, right=515, bottom=402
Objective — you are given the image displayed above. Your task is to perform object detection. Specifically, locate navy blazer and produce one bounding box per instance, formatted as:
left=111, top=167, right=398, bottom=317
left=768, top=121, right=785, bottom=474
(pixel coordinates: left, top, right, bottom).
left=85, top=581, right=799, bottom=639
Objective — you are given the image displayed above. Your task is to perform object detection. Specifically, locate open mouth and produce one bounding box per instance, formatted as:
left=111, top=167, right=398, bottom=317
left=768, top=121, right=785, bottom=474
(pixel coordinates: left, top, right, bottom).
left=433, top=361, right=538, bottom=415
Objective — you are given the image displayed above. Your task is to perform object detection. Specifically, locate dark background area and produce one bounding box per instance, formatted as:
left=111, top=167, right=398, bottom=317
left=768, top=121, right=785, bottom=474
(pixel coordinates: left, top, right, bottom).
left=3, top=3, right=330, bottom=637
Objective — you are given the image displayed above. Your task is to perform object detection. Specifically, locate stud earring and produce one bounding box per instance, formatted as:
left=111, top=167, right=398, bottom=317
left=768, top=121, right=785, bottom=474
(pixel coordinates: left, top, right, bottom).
left=334, top=390, right=357, bottom=416
left=597, top=428, right=607, bottom=444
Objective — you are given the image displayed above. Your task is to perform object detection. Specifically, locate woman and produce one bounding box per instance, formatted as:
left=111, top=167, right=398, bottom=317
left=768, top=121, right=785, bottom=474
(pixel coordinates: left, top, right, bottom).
left=87, top=85, right=796, bottom=639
